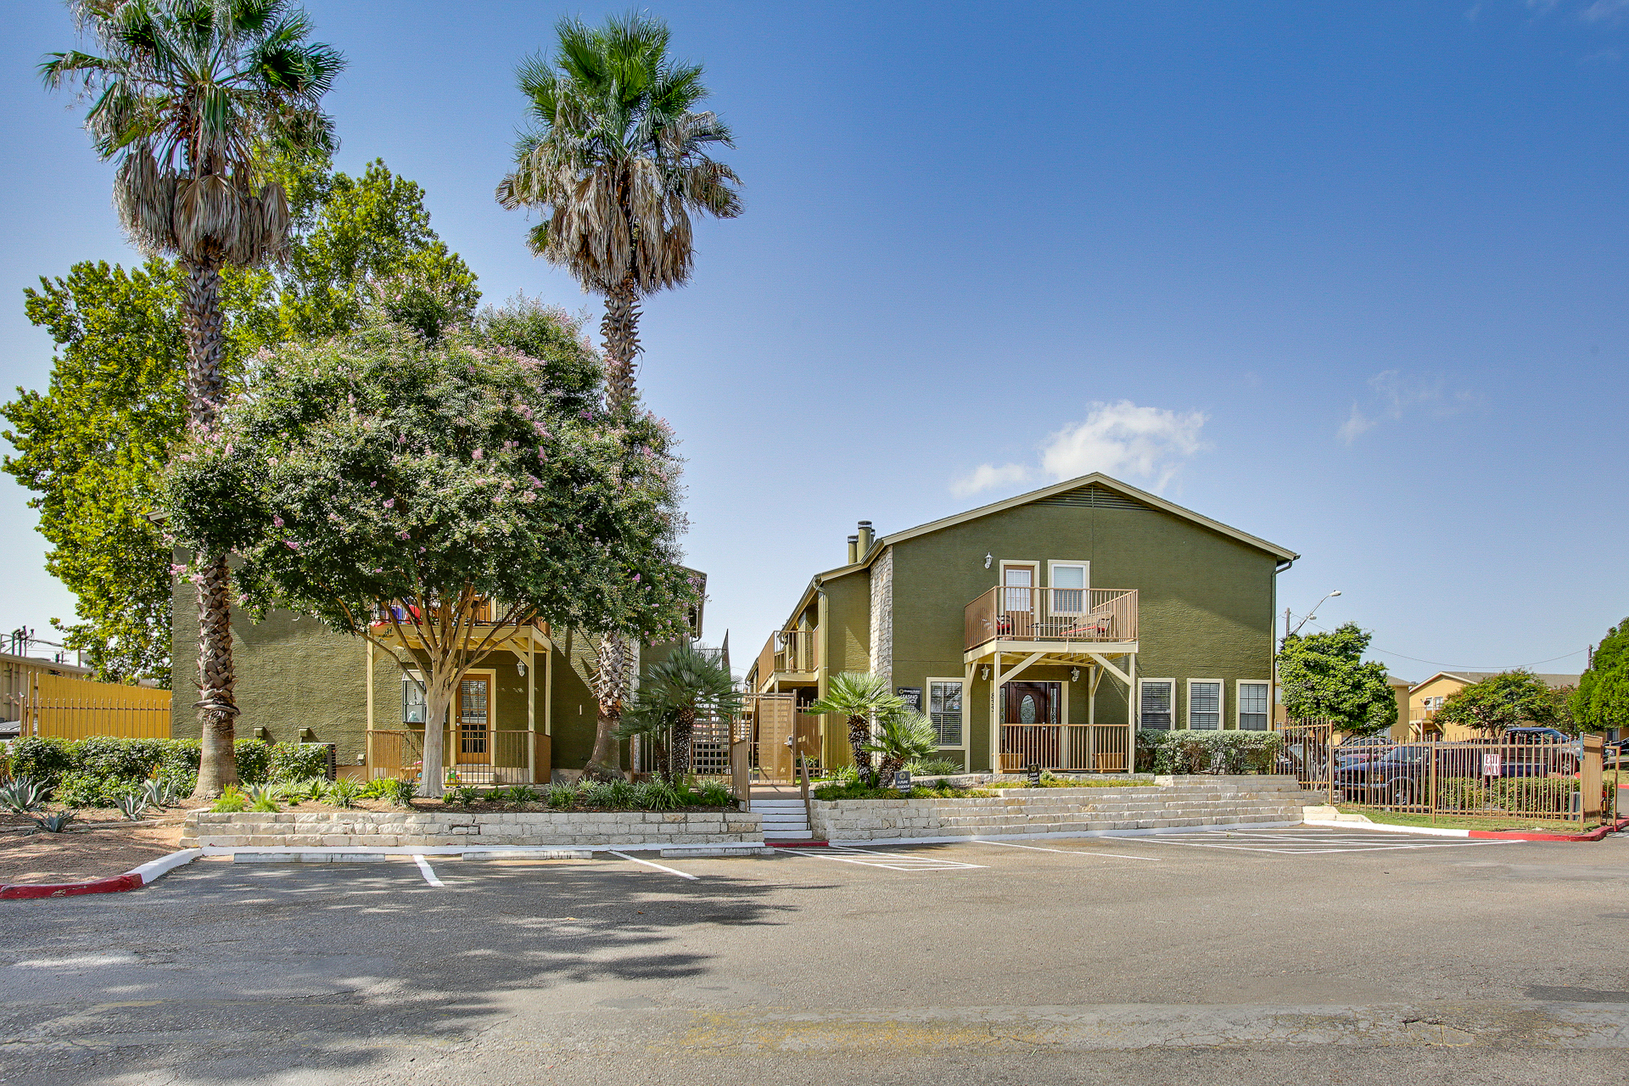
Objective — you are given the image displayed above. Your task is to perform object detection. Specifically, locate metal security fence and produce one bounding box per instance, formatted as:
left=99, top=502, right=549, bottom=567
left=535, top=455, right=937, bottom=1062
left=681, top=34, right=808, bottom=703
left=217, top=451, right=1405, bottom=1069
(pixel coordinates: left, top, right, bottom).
left=1277, top=722, right=1614, bottom=828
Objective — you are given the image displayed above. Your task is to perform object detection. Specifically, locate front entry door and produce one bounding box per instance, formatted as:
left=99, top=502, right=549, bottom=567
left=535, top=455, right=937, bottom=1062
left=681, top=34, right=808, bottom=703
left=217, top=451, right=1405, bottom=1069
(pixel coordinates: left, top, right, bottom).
left=457, top=676, right=491, bottom=764
left=1001, top=681, right=1061, bottom=770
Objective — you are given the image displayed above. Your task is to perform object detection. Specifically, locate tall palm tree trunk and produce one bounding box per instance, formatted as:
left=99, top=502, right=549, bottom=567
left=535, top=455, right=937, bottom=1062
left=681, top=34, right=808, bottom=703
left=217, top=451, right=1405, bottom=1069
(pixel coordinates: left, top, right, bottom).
left=671, top=706, right=696, bottom=782
left=182, top=255, right=240, bottom=798
left=848, top=714, right=873, bottom=786
left=584, top=275, right=643, bottom=780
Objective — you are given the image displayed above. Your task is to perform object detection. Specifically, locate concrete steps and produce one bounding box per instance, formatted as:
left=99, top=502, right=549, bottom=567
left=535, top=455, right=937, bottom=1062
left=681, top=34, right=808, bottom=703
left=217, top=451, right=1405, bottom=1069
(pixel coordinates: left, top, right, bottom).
left=755, top=798, right=815, bottom=842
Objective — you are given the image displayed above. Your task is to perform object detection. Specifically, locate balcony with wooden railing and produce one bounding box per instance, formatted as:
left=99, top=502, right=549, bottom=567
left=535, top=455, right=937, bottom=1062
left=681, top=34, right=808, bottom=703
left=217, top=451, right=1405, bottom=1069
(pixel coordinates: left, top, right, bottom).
left=753, top=628, right=820, bottom=691
left=965, top=586, right=1138, bottom=654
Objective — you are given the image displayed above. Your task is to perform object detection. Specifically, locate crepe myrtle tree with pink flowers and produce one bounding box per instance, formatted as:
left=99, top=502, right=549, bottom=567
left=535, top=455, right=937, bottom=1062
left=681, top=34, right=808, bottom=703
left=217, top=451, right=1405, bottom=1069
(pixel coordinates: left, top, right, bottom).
left=161, top=302, right=696, bottom=796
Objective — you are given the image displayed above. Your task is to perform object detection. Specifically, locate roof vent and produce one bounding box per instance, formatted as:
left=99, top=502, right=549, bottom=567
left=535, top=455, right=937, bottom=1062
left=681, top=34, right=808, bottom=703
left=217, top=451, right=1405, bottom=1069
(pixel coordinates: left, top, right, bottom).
left=856, top=521, right=875, bottom=556
left=846, top=534, right=859, bottom=565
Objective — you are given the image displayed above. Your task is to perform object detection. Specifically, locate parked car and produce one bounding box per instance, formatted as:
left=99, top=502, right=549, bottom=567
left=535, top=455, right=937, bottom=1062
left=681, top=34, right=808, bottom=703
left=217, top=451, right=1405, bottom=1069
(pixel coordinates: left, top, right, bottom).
left=1498, top=728, right=1579, bottom=777
left=1333, top=734, right=1391, bottom=768
left=1334, top=744, right=1430, bottom=805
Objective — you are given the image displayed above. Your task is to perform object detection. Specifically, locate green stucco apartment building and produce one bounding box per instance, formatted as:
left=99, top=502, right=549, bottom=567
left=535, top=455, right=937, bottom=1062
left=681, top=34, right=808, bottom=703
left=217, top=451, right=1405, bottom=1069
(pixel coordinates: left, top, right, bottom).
left=169, top=570, right=706, bottom=783
left=745, top=473, right=1298, bottom=774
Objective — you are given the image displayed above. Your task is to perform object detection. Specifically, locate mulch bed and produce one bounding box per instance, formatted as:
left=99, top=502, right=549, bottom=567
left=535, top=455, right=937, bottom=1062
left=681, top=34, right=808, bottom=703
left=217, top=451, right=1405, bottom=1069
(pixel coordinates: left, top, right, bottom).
left=0, top=810, right=187, bottom=886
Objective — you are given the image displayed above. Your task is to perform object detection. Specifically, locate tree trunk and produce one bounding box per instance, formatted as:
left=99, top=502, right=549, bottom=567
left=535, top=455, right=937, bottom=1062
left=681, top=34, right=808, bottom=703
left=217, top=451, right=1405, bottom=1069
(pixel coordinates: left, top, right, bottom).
left=182, top=255, right=239, bottom=799
left=672, top=707, right=696, bottom=783
left=600, top=276, right=641, bottom=413
left=585, top=631, right=629, bottom=780
left=848, top=714, right=873, bottom=787
left=586, top=276, right=644, bottom=781
left=877, top=755, right=904, bottom=789
left=421, top=678, right=452, bottom=799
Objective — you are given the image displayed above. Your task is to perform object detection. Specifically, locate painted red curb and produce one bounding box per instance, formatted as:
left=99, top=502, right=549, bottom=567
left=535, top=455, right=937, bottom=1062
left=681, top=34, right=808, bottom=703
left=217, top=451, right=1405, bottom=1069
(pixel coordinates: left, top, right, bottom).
left=1467, top=819, right=1629, bottom=843
left=0, top=873, right=143, bottom=900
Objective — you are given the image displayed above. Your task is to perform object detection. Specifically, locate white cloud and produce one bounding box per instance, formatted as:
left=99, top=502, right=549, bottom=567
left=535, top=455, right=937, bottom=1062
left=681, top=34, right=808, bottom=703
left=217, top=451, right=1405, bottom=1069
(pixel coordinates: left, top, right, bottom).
left=1582, top=0, right=1629, bottom=21
left=951, top=461, right=1031, bottom=499
left=954, top=400, right=1210, bottom=499
left=1039, top=401, right=1210, bottom=492
left=1338, top=369, right=1478, bottom=445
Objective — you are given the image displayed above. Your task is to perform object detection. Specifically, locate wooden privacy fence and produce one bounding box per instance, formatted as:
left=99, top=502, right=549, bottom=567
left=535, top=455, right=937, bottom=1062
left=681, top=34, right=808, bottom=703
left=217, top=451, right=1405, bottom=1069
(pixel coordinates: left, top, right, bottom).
left=14, top=672, right=171, bottom=740
left=1277, top=721, right=1614, bottom=827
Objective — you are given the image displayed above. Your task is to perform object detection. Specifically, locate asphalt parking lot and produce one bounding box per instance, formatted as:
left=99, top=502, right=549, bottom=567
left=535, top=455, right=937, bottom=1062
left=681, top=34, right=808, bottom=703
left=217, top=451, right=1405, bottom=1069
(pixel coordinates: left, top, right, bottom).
left=3, top=826, right=1627, bottom=1085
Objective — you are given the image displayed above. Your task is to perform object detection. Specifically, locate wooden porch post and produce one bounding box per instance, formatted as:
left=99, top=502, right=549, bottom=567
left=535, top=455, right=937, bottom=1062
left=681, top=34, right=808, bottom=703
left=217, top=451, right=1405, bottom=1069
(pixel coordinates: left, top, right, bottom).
left=527, top=633, right=536, bottom=783
left=990, top=652, right=1001, bottom=773
left=365, top=640, right=374, bottom=776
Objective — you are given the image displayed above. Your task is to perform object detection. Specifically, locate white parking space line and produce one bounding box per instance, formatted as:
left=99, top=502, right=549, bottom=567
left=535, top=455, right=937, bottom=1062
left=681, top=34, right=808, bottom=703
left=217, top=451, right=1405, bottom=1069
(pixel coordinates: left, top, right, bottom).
left=774, top=846, right=986, bottom=871
left=1136, top=831, right=1517, bottom=855
left=974, top=840, right=1160, bottom=862
left=413, top=855, right=444, bottom=887
left=609, top=851, right=700, bottom=880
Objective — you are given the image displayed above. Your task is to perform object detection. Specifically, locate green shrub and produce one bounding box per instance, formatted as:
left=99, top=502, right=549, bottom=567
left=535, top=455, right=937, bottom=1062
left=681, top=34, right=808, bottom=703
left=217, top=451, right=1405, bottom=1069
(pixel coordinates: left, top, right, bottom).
left=212, top=786, right=249, bottom=813
left=10, top=737, right=76, bottom=788
left=268, top=743, right=330, bottom=782
left=907, top=758, right=964, bottom=777
left=328, top=777, right=361, bottom=808
left=634, top=779, right=681, bottom=810
left=545, top=782, right=578, bottom=809
left=444, top=785, right=481, bottom=807
left=504, top=785, right=541, bottom=806
left=694, top=779, right=734, bottom=807
left=57, top=771, right=120, bottom=808
left=1134, top=730, right=1283, bottom=775
left=812, top=781, right=992, bottom=800
left=383, top=778, right=416, bottom=806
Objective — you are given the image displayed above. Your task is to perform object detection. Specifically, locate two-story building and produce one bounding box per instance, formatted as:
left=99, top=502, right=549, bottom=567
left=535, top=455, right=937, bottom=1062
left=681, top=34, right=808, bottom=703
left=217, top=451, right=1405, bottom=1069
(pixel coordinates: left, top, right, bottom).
left=744, top=472, right=1298, bottom=774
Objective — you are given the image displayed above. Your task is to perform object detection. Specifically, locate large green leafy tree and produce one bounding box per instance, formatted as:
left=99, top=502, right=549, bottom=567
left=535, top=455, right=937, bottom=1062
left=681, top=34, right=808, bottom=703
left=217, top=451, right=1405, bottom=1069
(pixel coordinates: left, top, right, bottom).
left=161, top=303, right=697, bottom=797
left=2, top=159, right=475, bottom=685
left=1573, top=619, right=1629, bottom=736
left=1277, top=622, right=1397, bottom=736
left=496, top=12, right=741, bottom=779
left=43, top=0, right=343, bottom=796
left=1433, top=671, right=1557, bottom=736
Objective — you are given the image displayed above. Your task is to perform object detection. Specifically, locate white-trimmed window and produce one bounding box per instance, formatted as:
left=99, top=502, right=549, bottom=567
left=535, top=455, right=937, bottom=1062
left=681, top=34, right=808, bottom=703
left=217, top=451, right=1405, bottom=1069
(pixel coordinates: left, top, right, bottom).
left=1139, top=679, right=1174, bottom=730
left=1188, top=680, right=1222, bottom=730
left=928, top=679, right=964, bottom=748
left=1047, top=560, right=1090, bottom=614
left=1237, top=681, right=1269, bottom=731
left=402, top=671, right=427, bottom=724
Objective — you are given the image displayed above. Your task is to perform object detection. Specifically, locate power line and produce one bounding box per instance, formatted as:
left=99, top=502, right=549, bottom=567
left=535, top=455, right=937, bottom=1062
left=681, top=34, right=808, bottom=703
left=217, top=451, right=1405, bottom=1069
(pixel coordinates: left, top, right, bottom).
left=1296, top=618, right=1586, bottom=673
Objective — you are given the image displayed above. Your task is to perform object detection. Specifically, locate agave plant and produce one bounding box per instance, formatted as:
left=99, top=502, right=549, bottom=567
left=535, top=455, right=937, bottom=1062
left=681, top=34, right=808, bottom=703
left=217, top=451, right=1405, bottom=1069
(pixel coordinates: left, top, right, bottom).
left=33, top=811, right=78, bottom=833
left=0, top=777, right=50, bottom=813
left=141, top=779, right=169, bottom=809
left=114, top=791, right=150, bottom=822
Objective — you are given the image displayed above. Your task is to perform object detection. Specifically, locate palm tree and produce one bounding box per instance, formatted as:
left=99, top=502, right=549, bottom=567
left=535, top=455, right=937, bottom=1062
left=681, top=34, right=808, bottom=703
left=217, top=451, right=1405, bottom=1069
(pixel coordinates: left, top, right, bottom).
left=496, top=11, right=741, bottom=779
left=808, top=672, right=904, bottom=787
left=865, top=708, right=939, bottom=789
left=617, top=644, right=741, bottom=779
left=43, top=0, right=342, bottom=797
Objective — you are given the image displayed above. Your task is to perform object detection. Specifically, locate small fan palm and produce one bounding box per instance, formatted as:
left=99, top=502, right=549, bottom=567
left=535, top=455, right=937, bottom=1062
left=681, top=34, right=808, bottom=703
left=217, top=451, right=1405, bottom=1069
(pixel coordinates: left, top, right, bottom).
left=865, top=709, right=940, bottom=789
left=808, top=672, right=905, bottom=787
left=43, top=0, right=342, bottom=798
left=624, top=644, right=742, bottom=779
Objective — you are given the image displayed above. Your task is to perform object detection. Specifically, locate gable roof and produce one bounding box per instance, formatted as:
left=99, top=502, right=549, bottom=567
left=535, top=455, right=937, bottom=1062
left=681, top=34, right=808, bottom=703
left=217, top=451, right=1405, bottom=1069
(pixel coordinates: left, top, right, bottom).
left=773, top=473, right=1298, bottom=632
left=843, top=473, right=1298, bottom=573
left=1410, top=671, right=1581, bottom=694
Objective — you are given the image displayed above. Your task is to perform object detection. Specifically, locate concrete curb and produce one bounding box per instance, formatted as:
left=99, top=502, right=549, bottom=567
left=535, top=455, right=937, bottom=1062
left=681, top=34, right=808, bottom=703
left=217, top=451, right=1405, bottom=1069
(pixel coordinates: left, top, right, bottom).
left=826, top=820, right=1302, bottom=848
left=0, top=847, right=201, bottom=901
left=1305, top=818, right=1628, bottom=842
left=206, top=843, right=765, bottom=860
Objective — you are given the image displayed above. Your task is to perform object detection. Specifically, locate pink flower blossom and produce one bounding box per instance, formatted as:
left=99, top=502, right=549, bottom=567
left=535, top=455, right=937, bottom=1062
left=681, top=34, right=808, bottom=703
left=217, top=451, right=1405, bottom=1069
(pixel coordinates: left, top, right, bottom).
left=384, top=498, right=395, bottom=509
left=273, top=515, right=284, bottom=528
left=285, top=541, right=299, bottom=551
left=397, top=531, right=410, bottom=540
left=473, top=448, right=484, bottom=460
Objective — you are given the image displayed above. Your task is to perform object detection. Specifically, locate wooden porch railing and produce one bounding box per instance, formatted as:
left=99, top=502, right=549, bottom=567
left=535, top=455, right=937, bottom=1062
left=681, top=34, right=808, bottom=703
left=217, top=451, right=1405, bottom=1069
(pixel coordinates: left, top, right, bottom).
left=966, top=587, right=1138, bottom=653
left=999, top=724, right=1130, bottom=773
left=775, top=630, right=818, bottom=673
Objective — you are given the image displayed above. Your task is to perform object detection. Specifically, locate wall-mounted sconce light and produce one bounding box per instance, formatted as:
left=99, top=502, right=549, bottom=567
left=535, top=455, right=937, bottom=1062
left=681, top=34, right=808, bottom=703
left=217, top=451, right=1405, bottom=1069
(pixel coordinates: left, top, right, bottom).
left=516, top=660, right=527, bottom=677
left=981, top=665, right=990, bottom=680
left=984, top=553, right=993, bottom=569
left=1070, top=668, right=1080, bottom=682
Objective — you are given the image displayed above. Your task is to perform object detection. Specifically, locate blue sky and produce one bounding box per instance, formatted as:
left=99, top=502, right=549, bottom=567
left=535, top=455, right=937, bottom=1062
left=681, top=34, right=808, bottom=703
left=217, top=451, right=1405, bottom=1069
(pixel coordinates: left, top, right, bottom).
left=2, top=1, right=1626, bottom=680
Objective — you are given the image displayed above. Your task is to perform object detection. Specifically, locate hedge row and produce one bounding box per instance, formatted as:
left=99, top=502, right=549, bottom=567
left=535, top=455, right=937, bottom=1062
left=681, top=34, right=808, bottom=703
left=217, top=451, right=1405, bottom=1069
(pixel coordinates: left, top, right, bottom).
left=1134, top=729, right=1284, bottom=775
left=8, top=737, right=330, bottom=805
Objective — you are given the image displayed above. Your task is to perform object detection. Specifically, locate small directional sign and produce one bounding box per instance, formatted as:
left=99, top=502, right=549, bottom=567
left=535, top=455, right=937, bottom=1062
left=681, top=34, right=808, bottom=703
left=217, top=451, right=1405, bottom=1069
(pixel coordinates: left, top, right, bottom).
left=895, top=769, right=913, bottom=795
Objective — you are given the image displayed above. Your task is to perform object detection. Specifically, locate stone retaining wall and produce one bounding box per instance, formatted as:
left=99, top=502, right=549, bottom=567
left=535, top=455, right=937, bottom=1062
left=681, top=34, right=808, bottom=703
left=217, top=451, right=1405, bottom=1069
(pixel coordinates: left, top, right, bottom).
left=810, top=775, right=1316, bottom=843
left=183, top=809, right=763, bottom=849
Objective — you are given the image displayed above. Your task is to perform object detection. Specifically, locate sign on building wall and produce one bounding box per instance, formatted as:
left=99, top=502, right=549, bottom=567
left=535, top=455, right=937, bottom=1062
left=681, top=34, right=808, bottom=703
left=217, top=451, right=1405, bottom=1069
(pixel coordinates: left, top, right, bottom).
left=896, top=686, right=922, bottom=712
